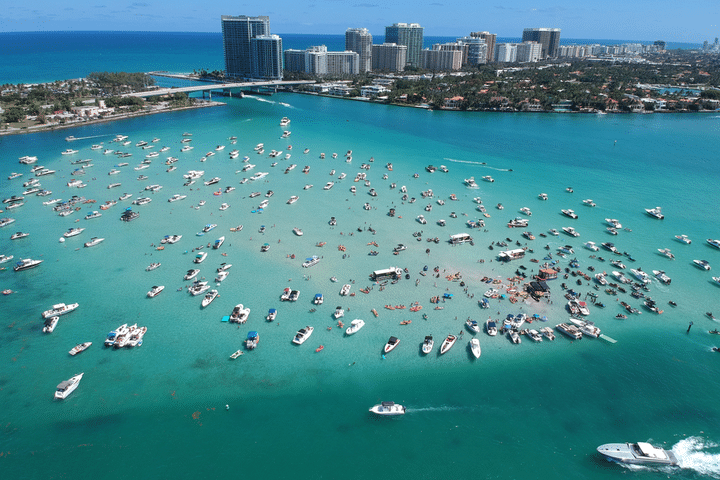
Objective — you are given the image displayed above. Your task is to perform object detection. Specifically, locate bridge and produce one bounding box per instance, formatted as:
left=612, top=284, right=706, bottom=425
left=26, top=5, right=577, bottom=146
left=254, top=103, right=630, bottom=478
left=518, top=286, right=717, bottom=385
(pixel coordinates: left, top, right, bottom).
left=124, top=80, right=315, bottom=98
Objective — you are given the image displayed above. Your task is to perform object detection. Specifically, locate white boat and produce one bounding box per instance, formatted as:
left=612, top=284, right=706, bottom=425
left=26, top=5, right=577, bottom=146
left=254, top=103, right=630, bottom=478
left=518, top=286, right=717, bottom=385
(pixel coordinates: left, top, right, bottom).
left=630, top=268, right=652, bottom=285
left=482, top=175, right=494, bottom=183
left=333, top=306, right=345, bottom=319
left=464, top=177, right=478, bottom=187
left=658, top=248, right=674, bottom=259
left=287, top=196, right=299, bottom=204
left=43, top=316, right=59, bottom=333
left=323, top=181, right=334, bottom=190
left=569, top=318, right=600, bottom=338
left=230, top=349, right=243, bottom=359
left=54, top=373, right=84, bottom=399
left=292, top=326, right=314, bottom=345
left=440, top=334, right=457, bottom=354
left=384, top=336, right=400, bottom=353
left=146, top=263, right=161, bottom=271
left=470, top=339, right=482, bottom=358
left=422, top=335, right=434, bottom=354
left=63, top=227, right=85, bottom=238
left=585, top=241, right=599, bottom=251
left=369, top=401, right=406, bottom=416
left=653, top=270, right=671, bottom=284
left=548, top=229, right=559, bottom=236
left=563, top=226, right=580, bottom=237
left=293, top=227, right=303, bottom=236
left=597, top=442, right=678, bottom=466
left=345, top=319, right=365, bottom=335
left=201, top=290, right=219, bottom=307
left=194, top=251, right=208, bottom=263
left=485, top=320, right=497, bottom=336
left=520, top=207, right=532, bottom=216
left=213, top=236, right=225, bottom=249
left=466, top=319, right=480, bottom=333
left=605, top=218, right=622, bottom=229
left=61, top=149, right=78, bottom=155
left=561, top=209, right=578, bottom=219
left=188, top=281, right=210, bottom=296
left=302, top=256, right=320, bottom=268
left=184, top=269, right=200, bottom=280
left=0, top=254, right=14, bottom=264
left=675, top=234, right=691, bottom=244
left=69, top=342, right=92, bottom=356
left=693, top=259, right=711, bottom=271
left=10, top=231, right=28, bottom=240
left=583, top=199, right=596, bottom=207
left=84, top=237, right=104, bottom=248
left=645, top=207, right=664, bottom=219
left=42, top=302, right=79, bottom=319
left=540, top=327, right=555, bottom=340
left=416, top=215, right=427, bottom=224
left=556, top=323, right=583, bottom=339
left=13, top=258, right=42, bottom=271
left=340, top=284, right=351, bottom=296
left=147, top=285, right=164, bottom=297
left=707, top=239, right=720, bottom=250
left=215, top=271, right=228, bottom=283
left=168, top=194, right=187, bottom=202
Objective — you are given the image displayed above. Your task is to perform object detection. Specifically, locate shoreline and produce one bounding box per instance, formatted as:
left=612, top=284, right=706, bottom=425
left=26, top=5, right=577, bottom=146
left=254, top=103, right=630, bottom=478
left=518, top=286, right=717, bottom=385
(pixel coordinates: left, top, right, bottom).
left=0, top=100, right=225, bottom=137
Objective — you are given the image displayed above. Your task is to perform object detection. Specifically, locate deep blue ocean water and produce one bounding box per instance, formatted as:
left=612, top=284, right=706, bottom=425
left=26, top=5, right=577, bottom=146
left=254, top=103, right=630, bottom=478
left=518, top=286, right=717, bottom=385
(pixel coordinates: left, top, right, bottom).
left=0, top=31, right=702, bottom=85
left=0, top=32, right=719, bottom=480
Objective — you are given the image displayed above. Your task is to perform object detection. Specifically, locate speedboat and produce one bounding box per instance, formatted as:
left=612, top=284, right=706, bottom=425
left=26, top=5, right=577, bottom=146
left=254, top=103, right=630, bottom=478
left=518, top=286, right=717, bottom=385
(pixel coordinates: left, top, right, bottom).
left=147, top=285, right=164, bottom=298
left=583, top=199, right=596, bottom=207
left=42, top=302, right=79, bottom=319
left=340, top=284, right=351, bottom=296
left=84, top=237, right=104, bottom=248
left=188, top=281, right=210, bottom=296
left=287, top=196, right=299, bottom=204
left=482, top=175, right=494, bottom=183
left=43, top=316, right=59, bottom=333
left=470, top=339, right=481, bottom=358
left=0, top=254, right=14, bottom=264
left=561, top=209, right=578, bottom=219
left=486, top=320, right=497, bottom=336
left=323, top=181, right=334, bottom=190
left=416, top=215, right=427, bottom=224
left=345, top=319, right=365, bottom=335
left=520, top=207, right=532, bottom=216
left=184, top=269, right=200, bottom=280
left=440, top=334, right=457, bottom=354
left=569, top=318, right=600, bottom=337
left=168, top=194, right=186, bottom=202
left=215, top=271, right=228, bottom=282
left=597, top=442, right=678, bottom=466
left=292, top=326, right=314, bottom=345
left=13, top=258, right=43, bottom=271
left=585, top=241, right=599, bottom=251
left=694, top=259, right=711, bottom=270
left=213, top=236, right=225, bottom=249
left=548, top=229, right=559, bottom=236
left=538, top=193, right=548, bottom=200
left=63, top=227, right=85, bottom=238
left=422, top=335, right=434, bottom=354
left=384, top=336, right=400, bottom=353
left=602, top=242, right=619, bottom=254
left=314, top=293, right=324, bottom=305
left=245, top=331, right=259, bottom=350
left=69, top=342, right=92, bottom=356
left=10, top=232, right=29, bottom=240
left=508, top=330, right=521, bottom=344
left=293, top=227, right=303, bottom=236
left=605, top=218, right=622, bottom=229
left=302, top=256, right=320, bottom=268
left=464, top=177, right=478, bottom=187
left=266, top=309, right=277, bottom=321
left=645, top=207, right=664, bottom=219
left=54, top=373, right=84, bottom=399
left=708, top=239, right=720, bottom=250
left=466, top=319, right=480, bottom=333
left=658, top=248, right=674, bottom=259
left=675, top=234, right=691, bottom=244
left=540, top=327, right=555, bottom=340
left=146, top=262, right=161, bottom=271
left=630, top=268, right=651, bottom=285
left=201, top=290, right=218, bottom=307
left=194, top=251, right=208, bottom=263
left=369, top=401, right=405, bottom=416
left=334, top=306, right=345, bottom=319
left=528, top=329, right=543, bottom=342
left=563, top=226, right=579, bottom=237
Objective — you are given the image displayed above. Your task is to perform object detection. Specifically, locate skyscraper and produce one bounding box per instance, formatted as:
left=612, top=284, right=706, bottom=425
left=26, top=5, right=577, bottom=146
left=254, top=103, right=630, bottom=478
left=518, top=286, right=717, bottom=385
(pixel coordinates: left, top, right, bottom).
left=521, top=28, right=561, bottom=58
left=384, top=23, right=423, bottom=68
left=221, top=15, right=270, bottom=78
left=372, top=43, right=407, bottom=72
left=470, top=32, right=496, bottom=62
left=251, top=35, right=283, bottom=80
left=345, top=28, right=373, bottom=73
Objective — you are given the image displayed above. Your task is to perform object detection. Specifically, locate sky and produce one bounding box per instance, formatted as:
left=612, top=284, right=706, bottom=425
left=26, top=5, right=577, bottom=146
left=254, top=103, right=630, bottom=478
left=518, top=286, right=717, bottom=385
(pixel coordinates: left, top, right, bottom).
left=1, top=0, right=715, bottom=43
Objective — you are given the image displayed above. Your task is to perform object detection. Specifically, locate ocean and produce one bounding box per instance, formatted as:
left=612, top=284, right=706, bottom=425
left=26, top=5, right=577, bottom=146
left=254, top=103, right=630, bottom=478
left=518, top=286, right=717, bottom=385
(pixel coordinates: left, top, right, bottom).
left=1, top=32, right=720, bottom=480
left=0, top=31, right=702, bottom=85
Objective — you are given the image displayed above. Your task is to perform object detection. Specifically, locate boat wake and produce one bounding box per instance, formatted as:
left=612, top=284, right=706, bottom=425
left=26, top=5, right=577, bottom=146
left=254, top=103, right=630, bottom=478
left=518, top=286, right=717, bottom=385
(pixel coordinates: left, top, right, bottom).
left=246, top=96, right=276, bottom=105
left=279, top=102, right=293, bottom=108
left=406, top=406, right=465, bottom=413
left=673, top=436, right=720, bottom=478
left=444, top=158, right=511, bottom=172
left=613, top=437, right=720, bottom=478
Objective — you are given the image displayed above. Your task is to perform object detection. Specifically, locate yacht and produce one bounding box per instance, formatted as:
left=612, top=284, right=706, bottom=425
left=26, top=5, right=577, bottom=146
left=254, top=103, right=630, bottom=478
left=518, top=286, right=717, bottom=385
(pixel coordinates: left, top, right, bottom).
left=596, top=442, right=678, bottom=466
left=602, top=242, right=619, bottom=254
left=292, top=326, right=314, bottom=345
left=0, top=254, right=14, bottom=264
left=132, top=197, right=152, bottom=206
left=569, top=318, right=600, bottom=338
left=658, top=248, right=674, bottom=259
left=548, top=229, right=559, bottom=236
left=215, top=271, right=228, bottom=283
left=694, top=259, right=711, bottom=271
left=213, top=236, right=225, bottom=249
left=612, top=271, right=632, bottom=283
left=201, top=290, right=219, bottom=308
left=333, top=306, right=345, bottom=319
left=188, top=281, right=210, bottom=296
left=0, top=218, right=16, bottom=228
left=507, top=217, right=528, bottom=228
left=416, top=215, right=427, bottom=224
left=340, top=284, right=351, bottom=296
left=43, top=316, right=59, bottom=333
left=14, top=258, right=43, bottom=271
left=520, top=207, right=532, bottom=216
left=464, top=177, right=478, bottom=187
left=84, top=237, right=104, bottom=248
left=645, top=207, right=664, bottom=219
left=653, top=270, right=671, bottom=284
left=527, top=329, right=543, bottom=342
left=675, top=234, right=691, bottom=244
left=561, top=209, right=578, bottom=219
left=293, top=227, right=303, bottom=236
left=69, top=342, right=92, bottom=356
left=302, top=256, right=320, bottom=268
left=585, top=241, right=599, bottom=251
left=630, top=268, right=652, bottom=285
left=323, top=181, right=334, bottom=190
left=563, top=227, right=580, bottom=237
left=10, top=232, right=29, bottom=240
left=421, top=335, right=434, bottom=354
left=556, top=323, right=583, bottom=339
left=146, top=262, right=161, bottom=271
left=61, top=149, right=79, bottom=155
left=486, top=320, right=497, bottom=336
left=708, top=239, right=720, bottom=250
left=63, top=227, right=85, bottom=238
left=470, top=339, right=482, bottom=358
left=605, top=218, right=622, bottom=229
left=369, top=401, right=406, bottom=416
left=147, top=285, right=164, bottom=298
left=54, top=373, right=84, bottom=400
left=594, top=273, right=609, bottom=286
left=229, top=304, right=247, bottom=323
left=287, top=196, right=299, bottom=204
left=482, top=175, right=494, bottom=183
left=384, top=336, right=400, bottom=353
left=194, top=251, right=208, bottom=263
left=280, top=117, right=291, bottom=126
left=345, top=319, right=365, bottom=335
left=202, top=224, right=217, bottom=233
left=204, top=177, right=221, bottom=186
left=42, top=302, right=79, bottom=319
left=466, top=319, right=480, bottom=333
left=168, top=194, right=187, bottom=202
left=440, top=334, right=457, bottom=354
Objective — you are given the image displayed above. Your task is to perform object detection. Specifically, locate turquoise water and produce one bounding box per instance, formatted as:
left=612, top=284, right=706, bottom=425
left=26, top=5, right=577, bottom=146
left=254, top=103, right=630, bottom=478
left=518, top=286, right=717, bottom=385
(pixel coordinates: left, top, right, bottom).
left=2, top=94, right=720, bottom=479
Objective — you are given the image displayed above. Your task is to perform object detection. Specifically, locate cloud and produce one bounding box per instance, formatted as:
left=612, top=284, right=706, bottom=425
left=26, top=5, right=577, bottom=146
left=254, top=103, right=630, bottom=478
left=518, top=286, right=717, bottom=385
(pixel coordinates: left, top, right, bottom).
left=353, top=3, right=379, bottom=7
left=128, top=2, right=150, bottom=9
left=494, top=5, right=514, bottom=10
